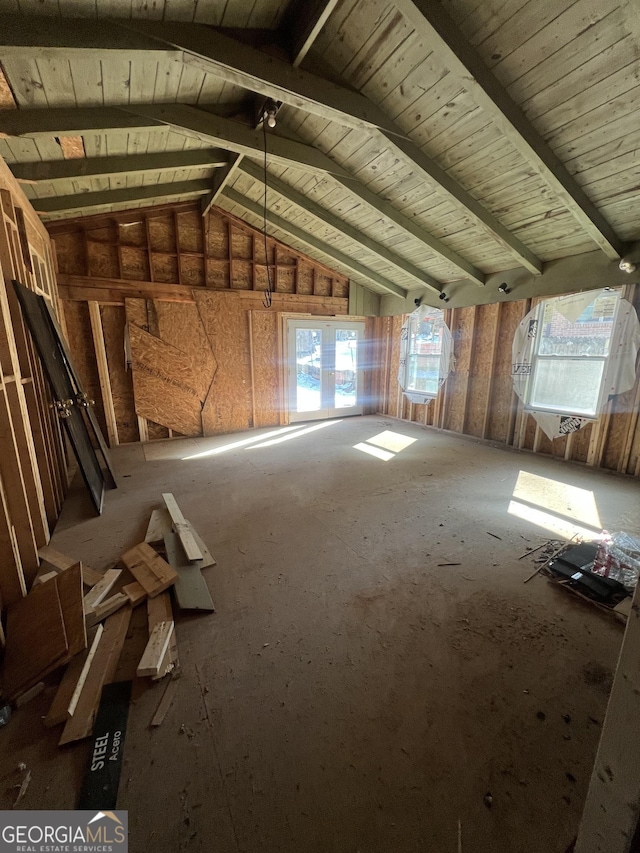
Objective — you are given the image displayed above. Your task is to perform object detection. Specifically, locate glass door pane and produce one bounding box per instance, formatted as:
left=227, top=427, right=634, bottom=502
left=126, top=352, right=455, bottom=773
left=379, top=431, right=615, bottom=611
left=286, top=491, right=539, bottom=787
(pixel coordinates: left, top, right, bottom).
left=334, top=328, right=358, bottom=409
left=295, top=327, right=322, bottom=413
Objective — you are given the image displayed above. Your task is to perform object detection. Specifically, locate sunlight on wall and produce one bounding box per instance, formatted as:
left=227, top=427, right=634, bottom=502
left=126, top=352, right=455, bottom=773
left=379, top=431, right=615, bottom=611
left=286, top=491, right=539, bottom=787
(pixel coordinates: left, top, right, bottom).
left=508, top=470, right=602, bottom=539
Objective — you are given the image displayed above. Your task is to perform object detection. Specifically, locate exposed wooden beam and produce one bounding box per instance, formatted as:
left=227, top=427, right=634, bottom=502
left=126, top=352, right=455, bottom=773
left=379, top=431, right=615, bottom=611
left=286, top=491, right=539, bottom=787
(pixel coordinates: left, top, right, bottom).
left=0, top=17, right=543, bottom=272
left=1, top=105, right=353, bottom=179
left=11, top=149, right=229, bottom=184
left=240, top=159, right=441, bottom=294
left=127, top=21, right=542, bottom=271
left=202, top=152, right=244, bottom=218
left=4, top=106, right=484, bottom=281
left=223, top=186, right=407, bottom=298
left=394, top=0, right=625, bottom=261
left=331, top=172, right=485, bottom=285
left=284, top=0, right=342, bottom=67
left=32, top=179, right=212, bottom=214
left=0, top=107, right=163, bottom=137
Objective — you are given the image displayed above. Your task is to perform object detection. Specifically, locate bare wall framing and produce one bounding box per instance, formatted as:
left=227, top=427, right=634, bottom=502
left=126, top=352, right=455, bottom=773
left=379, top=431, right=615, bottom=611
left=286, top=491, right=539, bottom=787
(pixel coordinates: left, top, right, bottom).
left=0, top=156, right=70, bottom=607
left=370, top=286, right=640, bottom=477
left=52, top=202, right=354, bottom=442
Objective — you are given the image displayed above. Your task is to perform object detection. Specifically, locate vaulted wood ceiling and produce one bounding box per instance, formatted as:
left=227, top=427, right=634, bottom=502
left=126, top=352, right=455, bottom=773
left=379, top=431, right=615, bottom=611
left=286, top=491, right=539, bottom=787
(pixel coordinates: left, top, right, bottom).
left=0, top=0, right=638, bottom=300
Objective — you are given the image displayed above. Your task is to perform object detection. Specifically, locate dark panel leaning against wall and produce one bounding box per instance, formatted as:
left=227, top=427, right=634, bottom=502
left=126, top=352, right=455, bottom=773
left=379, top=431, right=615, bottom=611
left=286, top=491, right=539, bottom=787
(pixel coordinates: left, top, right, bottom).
left=369, top=286, right=640, bottom=477
left=51, top=202, right=354, bottom=443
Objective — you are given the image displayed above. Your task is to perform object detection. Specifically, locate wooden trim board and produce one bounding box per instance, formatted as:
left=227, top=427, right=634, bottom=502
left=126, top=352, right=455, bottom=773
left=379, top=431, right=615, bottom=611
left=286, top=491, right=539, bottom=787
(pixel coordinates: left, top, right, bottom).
left=162, top=493, right=203, bottom=561
left=120, top=542, right=178, bottom=597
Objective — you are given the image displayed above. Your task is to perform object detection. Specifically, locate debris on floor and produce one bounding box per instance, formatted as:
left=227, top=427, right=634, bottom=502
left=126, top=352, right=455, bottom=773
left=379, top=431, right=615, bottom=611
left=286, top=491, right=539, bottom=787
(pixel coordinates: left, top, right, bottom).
left=0, top=495, right=217, bottom=804
left=522, top=532, right=639, bottom=623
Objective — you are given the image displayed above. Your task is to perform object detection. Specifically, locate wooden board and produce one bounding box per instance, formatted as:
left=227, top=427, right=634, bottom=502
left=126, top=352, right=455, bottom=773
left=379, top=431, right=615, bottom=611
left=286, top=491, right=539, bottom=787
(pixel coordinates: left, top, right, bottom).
left=127, top=321, right=204, bottom=436
left=145, top=507, right=172, bottom=544
left=123, top=581, right=147, bottom=607
left=86, top=592, right=130, bottom=628
left=137, top=620, right=174, bottom=677
left=83, top=568, right=122, bottom=612
left=162, top=492, right=202, bottom=561
left=101, top=305, right=138, bottom=444
left=147, top=592, right=179, bottom=680
left=55, top=561, right=87, bottom=660
left=164, top=529, right=215, bottom=612
left=59, top=608, right=131, bottom=745
left=38, top=543, right=103, bottom=587
left=3, top=577, right=68, bottom=699
left=151, top=678, right=179, bottom=727
left=44, top=639, right=94, bottom=728
left=121, top=542, right=178, bottom=597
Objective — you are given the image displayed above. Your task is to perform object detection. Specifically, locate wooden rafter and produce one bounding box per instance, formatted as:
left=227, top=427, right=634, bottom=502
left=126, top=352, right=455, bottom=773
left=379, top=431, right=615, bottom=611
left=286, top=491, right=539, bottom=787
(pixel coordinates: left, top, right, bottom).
left=0, top=16, right=543, bottom=273
left=11, top=149, right=229, bottom=184
left=283, top=0, right=342, bottom=67
left=240, top=159, right=442, bottom=294
left=393, top=0, right=625, bottom=261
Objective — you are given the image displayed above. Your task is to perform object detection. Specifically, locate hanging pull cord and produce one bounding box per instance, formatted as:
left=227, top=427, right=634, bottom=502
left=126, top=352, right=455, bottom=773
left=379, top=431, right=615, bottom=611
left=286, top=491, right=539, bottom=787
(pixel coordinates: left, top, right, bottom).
left=262, top=118, right=274, bottom=309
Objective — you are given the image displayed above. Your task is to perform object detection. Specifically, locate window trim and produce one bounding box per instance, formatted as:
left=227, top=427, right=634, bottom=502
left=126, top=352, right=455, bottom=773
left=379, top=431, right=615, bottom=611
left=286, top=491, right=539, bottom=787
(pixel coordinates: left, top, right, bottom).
left=522, top=290, right=622, bottom=419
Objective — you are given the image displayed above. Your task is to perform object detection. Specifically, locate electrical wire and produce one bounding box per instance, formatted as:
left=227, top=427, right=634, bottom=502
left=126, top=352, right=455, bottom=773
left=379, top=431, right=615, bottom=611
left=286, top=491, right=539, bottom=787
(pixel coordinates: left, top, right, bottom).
left=262, top=117, right=273, bottom=308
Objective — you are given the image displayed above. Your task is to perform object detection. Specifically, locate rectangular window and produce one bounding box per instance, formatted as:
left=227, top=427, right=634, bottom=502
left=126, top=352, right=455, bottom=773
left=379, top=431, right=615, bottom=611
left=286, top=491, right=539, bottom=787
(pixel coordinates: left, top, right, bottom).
left=525, top=291, right=620, bottom=418
left=405, top=310, right=445, bottom=397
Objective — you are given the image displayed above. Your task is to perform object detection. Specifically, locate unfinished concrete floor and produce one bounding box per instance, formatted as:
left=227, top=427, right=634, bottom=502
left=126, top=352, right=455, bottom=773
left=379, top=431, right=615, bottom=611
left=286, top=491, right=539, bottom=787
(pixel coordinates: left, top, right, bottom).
left=3, top=415, right=639, bottom=852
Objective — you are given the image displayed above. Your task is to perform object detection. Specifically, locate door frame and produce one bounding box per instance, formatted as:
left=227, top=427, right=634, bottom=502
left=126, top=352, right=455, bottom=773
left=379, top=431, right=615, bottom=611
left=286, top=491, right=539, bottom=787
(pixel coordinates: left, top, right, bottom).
left=281, top=314, right=367, bottom=424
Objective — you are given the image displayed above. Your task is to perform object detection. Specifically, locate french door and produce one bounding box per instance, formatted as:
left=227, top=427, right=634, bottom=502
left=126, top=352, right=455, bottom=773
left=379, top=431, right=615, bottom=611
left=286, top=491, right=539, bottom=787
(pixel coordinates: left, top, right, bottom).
left=287, top=319, right=365, bottom=422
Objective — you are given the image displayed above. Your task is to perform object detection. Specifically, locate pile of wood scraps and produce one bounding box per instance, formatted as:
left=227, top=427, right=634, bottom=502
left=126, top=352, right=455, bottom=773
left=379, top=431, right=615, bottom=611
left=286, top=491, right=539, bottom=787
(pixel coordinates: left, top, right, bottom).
left=0, top=493, right=216, bottom=757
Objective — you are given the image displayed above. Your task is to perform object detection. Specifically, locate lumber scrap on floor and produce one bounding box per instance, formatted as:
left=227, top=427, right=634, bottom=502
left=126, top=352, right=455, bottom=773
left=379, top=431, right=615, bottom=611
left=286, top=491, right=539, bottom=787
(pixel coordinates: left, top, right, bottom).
left=3, top=576, right=69, bottom=700
left=162, top=493, right=203, bottom=562
left=148, top=592, right=179, bottom=680
left=146, top=507, right=216, bottom=568
left=38, top=545, right=102, bottom=587
left=145, top=508, right=172, bottom=544
left=44, top=644, right=93, bottom=728
left=83, top=568, right=122, bottom=612
left=86, top=592, right=130, bottom=628
left=121, top=542, right=178, bottom=597
left=55, top=562, right=87, bottom=660
left=59, top=608, right=131, bottom=745
left=164, top=529, right=215, bottom=612
left=123, top=581, right=147, bottom=607
left=137, top=620, right=174, bottom=678
left=188, top=522, right=216, bottom=569
left=151, top=678, right=179, bottom=727
left=33, top=570, right=58, bottom=587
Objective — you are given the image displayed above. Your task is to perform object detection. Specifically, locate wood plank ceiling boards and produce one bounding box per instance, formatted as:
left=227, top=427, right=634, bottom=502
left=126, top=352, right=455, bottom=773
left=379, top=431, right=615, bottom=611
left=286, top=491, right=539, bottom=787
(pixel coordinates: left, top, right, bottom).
left=0, top=0, right=637, bottom=301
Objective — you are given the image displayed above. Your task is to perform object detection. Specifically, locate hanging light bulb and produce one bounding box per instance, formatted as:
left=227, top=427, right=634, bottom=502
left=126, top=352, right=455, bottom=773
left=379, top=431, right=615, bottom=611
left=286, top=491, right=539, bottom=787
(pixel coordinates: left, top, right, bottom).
left=263, top=99, right=278, bottom=129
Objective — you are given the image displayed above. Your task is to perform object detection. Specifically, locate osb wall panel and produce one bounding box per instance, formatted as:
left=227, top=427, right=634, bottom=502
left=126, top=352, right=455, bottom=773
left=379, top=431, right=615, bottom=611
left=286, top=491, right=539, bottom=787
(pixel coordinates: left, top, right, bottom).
left=100, top=305, right=138, bottom=444
left=370, top=290, right=640, bottom=477
left=250, top=311, right=280, bottom=430
left=195, top=290, right=253, bottom=435
left=487, top=301, right=527, bottom=443
left=126, top=320, right=211, bottom=437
